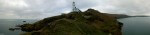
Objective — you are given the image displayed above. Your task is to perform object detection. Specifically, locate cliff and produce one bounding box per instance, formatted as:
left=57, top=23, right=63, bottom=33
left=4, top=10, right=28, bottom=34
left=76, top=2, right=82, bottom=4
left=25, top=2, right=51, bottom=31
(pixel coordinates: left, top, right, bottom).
left=18, top=9, right=123, bottom=35
left=104, top=14, right=130, bottom=19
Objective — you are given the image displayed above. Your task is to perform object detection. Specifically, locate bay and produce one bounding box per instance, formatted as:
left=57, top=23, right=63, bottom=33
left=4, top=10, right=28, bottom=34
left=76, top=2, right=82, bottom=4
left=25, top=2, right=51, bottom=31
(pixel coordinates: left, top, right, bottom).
left=118, top=17, right=150, bottom=35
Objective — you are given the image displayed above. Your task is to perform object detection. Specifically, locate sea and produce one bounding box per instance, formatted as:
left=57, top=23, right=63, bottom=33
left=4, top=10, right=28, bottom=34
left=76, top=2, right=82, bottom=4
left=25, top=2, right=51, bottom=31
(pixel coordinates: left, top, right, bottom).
left=118, top=17, right=150, bottom=35
left=0, top=19, right=37, bottom=35
left=0, top=17, right=150, bottom=35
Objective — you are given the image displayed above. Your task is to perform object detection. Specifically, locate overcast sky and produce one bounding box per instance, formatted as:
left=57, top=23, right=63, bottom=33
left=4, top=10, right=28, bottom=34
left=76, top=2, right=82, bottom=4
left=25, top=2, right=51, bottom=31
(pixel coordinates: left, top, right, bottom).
left=0, top=0, right=150, bottom=19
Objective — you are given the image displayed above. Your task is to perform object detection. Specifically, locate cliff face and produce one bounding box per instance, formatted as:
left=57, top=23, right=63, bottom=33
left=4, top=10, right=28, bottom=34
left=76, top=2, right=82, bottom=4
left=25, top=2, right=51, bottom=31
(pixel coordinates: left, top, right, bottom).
left=104, top=14, right=130, bottom=19
left=19, top=9, right=123, bottom=35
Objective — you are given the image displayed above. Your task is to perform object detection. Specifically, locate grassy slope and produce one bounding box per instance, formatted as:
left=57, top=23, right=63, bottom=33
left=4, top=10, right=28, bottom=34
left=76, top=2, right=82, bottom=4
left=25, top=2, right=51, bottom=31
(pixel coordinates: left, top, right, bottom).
left=20, top=9, right=122, bottom=35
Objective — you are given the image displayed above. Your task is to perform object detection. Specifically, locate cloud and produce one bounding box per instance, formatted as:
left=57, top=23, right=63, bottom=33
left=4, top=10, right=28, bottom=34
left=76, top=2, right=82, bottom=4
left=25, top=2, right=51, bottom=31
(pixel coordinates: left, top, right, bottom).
left=93, top=0, right=150, bottom=16
left=0, top=0, right=150, bottom=19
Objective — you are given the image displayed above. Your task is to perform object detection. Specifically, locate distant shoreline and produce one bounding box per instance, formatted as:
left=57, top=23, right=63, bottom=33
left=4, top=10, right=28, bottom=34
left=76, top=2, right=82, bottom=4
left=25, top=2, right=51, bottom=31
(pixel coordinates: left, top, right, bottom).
left=117, top=16, right=150, bottom=19
left=105, top=13, right=150, bottom=19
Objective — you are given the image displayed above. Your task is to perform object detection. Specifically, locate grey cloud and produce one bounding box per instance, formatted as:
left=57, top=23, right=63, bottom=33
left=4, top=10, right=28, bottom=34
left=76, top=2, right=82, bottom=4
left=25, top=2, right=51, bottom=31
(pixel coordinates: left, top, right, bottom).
left=0, top=0, right=150, bottom=19
left=100, top=0, right=150, bottom=15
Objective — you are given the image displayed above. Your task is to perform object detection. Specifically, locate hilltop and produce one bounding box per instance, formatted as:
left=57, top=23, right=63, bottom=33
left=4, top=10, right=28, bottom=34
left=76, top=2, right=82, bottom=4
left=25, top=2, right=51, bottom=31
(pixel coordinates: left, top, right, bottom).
left=18, top=9, right=123, bottom=35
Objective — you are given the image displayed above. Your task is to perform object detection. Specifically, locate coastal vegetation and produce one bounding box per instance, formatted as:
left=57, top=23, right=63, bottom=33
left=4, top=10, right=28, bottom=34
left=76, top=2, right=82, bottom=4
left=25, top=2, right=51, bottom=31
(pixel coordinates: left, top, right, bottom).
left=16, top=9, right=123, bottom=35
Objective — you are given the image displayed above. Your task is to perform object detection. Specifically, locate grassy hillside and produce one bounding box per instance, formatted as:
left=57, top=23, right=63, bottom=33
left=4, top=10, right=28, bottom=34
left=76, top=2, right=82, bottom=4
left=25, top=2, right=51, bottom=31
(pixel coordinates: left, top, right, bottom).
left=19, top=9, right=123, bottom=35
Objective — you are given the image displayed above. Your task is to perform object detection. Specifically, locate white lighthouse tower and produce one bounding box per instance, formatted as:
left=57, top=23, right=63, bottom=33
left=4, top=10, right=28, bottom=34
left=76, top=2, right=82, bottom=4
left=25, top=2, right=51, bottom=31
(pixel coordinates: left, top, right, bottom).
left=72, top=1, right=81, bottom=12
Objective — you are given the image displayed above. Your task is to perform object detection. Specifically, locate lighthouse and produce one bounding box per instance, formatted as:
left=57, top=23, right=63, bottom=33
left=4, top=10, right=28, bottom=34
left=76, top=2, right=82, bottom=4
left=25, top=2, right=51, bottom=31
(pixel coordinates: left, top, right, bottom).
left=72, top=2, right=81, bottom=12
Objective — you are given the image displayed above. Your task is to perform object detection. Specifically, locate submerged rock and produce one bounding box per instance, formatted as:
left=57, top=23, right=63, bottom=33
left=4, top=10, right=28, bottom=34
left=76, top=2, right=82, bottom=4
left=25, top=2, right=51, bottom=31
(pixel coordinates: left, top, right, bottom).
left=9, top=28, right=21, bottom=31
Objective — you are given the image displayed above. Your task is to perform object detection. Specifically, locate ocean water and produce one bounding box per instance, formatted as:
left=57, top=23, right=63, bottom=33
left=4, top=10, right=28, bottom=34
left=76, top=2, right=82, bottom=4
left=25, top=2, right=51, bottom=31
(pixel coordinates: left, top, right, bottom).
left=0, top=17, right=150, bottom=35
left=0, top=19, right=37, bottom=35
left=118, top=17, right=150, bottom=35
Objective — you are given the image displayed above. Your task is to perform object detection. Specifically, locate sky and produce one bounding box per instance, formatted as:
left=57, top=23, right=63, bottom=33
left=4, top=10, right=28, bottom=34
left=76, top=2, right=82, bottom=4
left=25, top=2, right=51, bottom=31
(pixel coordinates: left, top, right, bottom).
left=0, top=0, right=150, bottom=19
